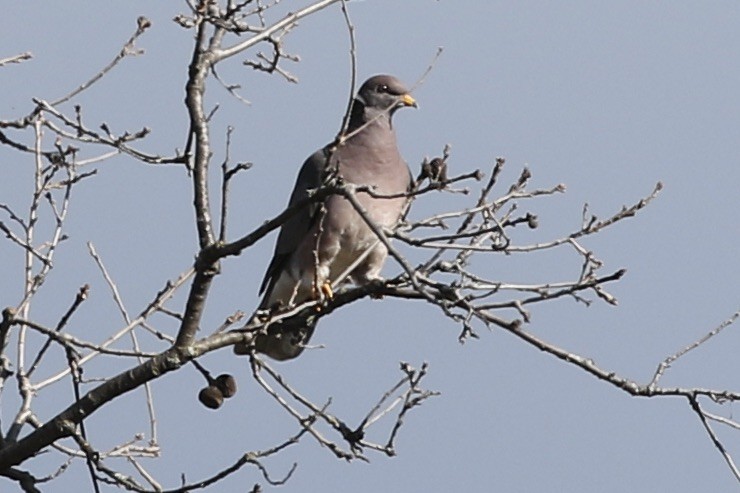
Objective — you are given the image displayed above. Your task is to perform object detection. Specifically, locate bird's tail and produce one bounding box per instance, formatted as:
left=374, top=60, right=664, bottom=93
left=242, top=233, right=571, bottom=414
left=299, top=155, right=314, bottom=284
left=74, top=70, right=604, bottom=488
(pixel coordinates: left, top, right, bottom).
left=234, top=312, right=318, bottom=361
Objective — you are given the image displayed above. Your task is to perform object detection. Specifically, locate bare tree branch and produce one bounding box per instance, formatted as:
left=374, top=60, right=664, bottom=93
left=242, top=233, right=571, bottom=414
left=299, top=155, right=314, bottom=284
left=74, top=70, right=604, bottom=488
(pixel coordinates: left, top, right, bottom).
left=0, top=52, right=33, bottom=68
left=0, top=1, right=735, bottom=489
left=51, top=17, right=151, bottom=106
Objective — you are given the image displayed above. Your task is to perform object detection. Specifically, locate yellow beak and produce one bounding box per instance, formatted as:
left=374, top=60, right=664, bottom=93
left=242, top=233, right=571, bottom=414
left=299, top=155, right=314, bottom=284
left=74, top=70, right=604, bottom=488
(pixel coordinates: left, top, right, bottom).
left=400, top=93, right=418, bottom=108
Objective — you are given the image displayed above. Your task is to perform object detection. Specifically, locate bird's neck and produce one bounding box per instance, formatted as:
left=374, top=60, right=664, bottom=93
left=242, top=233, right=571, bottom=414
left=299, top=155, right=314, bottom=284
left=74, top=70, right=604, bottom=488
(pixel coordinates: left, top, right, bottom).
left=347, top=100, right=394, bottom=134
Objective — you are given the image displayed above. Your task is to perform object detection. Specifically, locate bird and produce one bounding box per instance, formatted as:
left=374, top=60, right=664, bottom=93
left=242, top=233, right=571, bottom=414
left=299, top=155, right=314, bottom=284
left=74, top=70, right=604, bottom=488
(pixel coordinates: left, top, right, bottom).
left=240, top=74, right=417, bottom=361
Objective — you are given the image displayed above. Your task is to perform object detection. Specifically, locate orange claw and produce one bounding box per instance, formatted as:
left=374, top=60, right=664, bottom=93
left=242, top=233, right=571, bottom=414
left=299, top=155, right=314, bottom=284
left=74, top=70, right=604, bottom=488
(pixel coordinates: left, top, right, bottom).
left=320, top=282, right=334, bottom=300
left=312, top=281, right=334, bottom=300
left=311, top=281, right=334, bottom=312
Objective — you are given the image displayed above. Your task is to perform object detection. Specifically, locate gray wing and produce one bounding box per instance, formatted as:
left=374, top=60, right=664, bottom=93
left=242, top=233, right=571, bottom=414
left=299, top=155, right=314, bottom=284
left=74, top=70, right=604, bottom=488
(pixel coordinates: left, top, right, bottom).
left=259, top=148, right=328, bottom=296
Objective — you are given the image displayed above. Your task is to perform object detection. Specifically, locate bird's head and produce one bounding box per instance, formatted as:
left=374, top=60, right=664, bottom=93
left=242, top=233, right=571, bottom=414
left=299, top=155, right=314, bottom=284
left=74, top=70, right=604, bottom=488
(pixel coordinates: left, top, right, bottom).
left=355, top=74, right=418, bottom=116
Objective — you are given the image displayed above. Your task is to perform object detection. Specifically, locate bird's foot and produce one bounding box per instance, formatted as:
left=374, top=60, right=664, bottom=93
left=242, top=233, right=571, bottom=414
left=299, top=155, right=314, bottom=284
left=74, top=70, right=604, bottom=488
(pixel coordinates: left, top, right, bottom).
left=354, top=275, right=386, bottom=299
left=320, top=281, right=334, bottom=300
left=311, top=281, right=334, bottom=311
left=367, top=278, right=386, bottom=299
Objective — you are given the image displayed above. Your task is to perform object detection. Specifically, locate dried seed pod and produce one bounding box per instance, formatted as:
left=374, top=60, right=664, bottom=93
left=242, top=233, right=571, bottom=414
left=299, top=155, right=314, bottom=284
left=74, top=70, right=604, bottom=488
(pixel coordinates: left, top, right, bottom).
left=215, top=374, right=237, bottom=398
left=198, top=385, right=224, bottom=409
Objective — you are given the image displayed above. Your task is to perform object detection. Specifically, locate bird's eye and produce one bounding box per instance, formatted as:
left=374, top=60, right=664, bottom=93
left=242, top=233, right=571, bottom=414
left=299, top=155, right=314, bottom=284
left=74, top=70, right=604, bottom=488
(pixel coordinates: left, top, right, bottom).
left=377, top=84, right=389, bottom=93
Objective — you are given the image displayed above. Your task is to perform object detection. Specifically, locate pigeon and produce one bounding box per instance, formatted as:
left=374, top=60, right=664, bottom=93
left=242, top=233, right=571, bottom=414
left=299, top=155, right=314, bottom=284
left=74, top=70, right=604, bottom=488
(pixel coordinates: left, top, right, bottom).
left=246, top=74, right=417, bottom=360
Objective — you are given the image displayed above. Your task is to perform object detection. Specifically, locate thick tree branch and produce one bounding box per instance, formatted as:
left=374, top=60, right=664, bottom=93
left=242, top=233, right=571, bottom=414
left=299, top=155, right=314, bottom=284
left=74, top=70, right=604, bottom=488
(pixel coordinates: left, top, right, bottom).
left=185, top=19, right=218, bottom=248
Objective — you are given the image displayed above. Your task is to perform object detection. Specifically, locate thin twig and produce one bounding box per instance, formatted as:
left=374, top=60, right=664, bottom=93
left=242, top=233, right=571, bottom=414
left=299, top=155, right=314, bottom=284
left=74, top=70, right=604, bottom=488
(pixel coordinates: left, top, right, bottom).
left=52, top=17, right=151, bottom=105
left=649, top=310, right=740, bottom=387
left=689, top=396, right=740, bottom=481
left=0, top=52, right=33, bottom=67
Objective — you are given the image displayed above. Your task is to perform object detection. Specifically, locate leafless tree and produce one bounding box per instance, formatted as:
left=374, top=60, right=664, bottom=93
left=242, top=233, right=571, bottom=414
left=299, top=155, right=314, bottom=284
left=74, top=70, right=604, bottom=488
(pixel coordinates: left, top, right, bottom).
left=0, top=2, right=737, bottom=491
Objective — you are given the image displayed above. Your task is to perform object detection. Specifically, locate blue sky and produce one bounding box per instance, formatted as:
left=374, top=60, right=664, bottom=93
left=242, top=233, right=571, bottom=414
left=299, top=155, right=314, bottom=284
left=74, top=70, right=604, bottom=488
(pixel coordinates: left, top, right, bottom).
left=1, top=1, right=739, bottom=491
